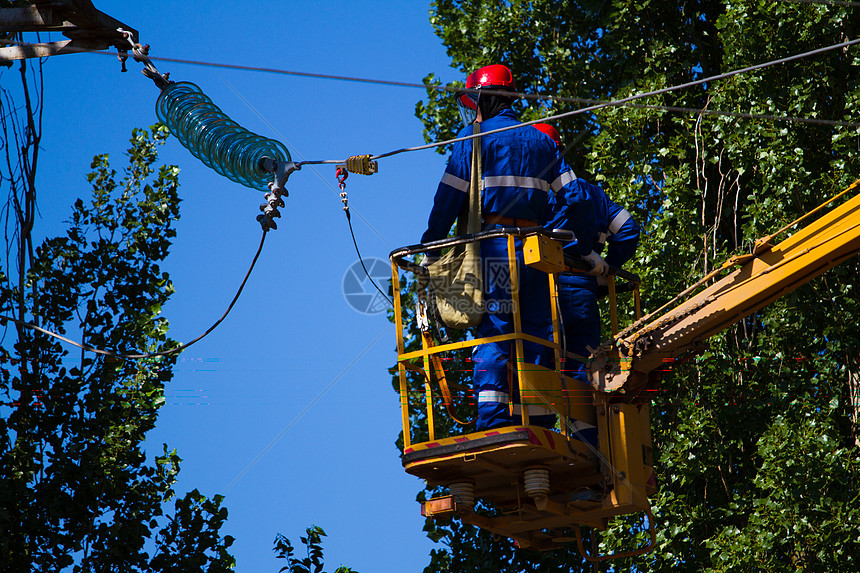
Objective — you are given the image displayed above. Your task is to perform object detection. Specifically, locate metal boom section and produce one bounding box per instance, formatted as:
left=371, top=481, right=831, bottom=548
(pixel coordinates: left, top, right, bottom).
left=590, top=179, right=860, bottom=394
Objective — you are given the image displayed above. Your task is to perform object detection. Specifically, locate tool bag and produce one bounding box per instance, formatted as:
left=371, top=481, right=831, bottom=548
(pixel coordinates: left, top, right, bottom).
left=426, top=124, right=484, bottom=329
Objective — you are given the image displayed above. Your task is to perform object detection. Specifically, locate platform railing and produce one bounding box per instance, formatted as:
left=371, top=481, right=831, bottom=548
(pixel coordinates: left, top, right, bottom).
left=390, top=228, right=641, bottom=448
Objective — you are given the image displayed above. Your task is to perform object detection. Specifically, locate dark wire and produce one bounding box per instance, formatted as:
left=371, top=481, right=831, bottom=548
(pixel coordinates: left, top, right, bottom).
left=0, top=230, right=268, bottom=359
left=365, top=37, right=860, bottom=163
left=344, top=208, right=394, bottom=308
left=2, top=38, right=858, bottom=130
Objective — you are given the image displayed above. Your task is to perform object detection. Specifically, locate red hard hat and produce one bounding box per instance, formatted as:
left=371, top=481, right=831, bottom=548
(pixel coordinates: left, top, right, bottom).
left=456, top=64, right=516, bottom=127
left=465, top=64, right=517, bottom=91
left=533, top=123, right=562, bottom=148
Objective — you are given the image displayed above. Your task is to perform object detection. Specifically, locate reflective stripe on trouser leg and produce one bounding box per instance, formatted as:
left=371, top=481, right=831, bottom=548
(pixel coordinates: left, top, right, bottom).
left=478, top=390, right=557, bottom=417
left=474, top=235, right=554, bottom=430
left=477, top=390, right=557, bottom=429
left=473, top=340, right=510, bottom=430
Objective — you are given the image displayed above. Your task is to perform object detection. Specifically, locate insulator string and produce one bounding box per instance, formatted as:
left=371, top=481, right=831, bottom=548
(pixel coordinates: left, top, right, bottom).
left=155, top=82, right=291, bottom=191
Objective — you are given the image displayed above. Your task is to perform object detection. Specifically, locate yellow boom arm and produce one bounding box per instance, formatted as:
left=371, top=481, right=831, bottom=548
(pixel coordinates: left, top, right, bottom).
left=590, top=180, right=860, bottom=394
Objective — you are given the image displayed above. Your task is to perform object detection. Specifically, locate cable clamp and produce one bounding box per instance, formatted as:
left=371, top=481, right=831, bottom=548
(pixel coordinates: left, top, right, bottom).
left=259, top=190, right=285, bottom=223
left=256, top=158, right=300, bottom=231
left=256, top=203, right=280, bottom=231
left=344, top=155, right=378, bottom=176
left=260, top=157, right=300, bottom=196
left=118, top=29, right=171, bottom=90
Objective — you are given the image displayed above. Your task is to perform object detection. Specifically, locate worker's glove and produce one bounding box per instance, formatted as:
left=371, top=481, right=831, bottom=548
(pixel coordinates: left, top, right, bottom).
left=583, top=251, right=609, bottom=277
left=419, top=253, right=439, bottom=268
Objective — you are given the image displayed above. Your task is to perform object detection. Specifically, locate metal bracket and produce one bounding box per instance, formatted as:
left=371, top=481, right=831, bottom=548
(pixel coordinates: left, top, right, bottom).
left=259, top=157, right=300, bottom=194
left=0, top=0, right=137, bottom=63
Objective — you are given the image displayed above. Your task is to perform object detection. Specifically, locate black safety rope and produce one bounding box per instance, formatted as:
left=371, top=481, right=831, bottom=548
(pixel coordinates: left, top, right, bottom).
left=336, top=168, right=393, bottom=308
left=0, top=230, right=268, bottom=359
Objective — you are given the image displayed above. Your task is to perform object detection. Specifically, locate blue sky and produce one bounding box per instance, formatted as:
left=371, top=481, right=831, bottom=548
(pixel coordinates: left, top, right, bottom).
left=19, top=1, right=461, bottom=570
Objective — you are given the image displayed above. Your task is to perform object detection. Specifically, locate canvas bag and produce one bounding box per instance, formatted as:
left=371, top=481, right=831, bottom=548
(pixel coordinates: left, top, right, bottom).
left=426, top=124, right=484, bottom=329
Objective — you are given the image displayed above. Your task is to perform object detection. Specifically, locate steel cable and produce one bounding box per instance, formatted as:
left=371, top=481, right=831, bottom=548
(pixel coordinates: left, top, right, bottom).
left=348, top=37, right=860, bottom=164
left=1, top=36, right=857, bottom=148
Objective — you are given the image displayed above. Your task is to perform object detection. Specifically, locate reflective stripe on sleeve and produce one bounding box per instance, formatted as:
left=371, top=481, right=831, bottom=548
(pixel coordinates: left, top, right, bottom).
left=608, top=209, right=632, bottom=235
left=441, top=172, right=470, bottom=193
left=483, top=175, right=550, bottom=193
left=550, top=170, right=577, bottom=193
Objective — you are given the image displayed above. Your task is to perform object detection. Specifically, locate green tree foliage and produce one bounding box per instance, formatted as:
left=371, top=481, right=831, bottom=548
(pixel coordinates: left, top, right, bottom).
left=273, top=526, right=357, bottom=573
left=407, top=1, right=860, bottom=570
left=0, top=126, right=235, bottom=571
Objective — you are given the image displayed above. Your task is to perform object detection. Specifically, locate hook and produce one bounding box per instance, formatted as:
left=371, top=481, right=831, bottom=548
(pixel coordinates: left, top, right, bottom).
left=336, top=166, right=349, bottom=190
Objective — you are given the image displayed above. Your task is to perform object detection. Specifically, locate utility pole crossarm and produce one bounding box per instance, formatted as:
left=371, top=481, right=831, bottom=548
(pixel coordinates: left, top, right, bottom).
left=0, top=0, right=137, bottom=62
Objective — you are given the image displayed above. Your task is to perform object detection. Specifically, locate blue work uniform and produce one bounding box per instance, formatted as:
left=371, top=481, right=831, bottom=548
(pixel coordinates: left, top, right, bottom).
left=553, top=179, right=640, bottom=443
left=422, top=109, right=596, bottom=430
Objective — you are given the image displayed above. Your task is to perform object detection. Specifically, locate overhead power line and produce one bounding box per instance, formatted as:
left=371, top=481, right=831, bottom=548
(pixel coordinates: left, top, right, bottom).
left=347, top=36, right=860, bottom=164
left=1, top=37, right=858, bottom=132
left=556, top=98, right=860, bottom=128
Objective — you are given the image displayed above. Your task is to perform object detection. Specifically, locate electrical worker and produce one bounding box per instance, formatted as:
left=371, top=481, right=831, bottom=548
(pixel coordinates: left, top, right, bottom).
left=534, top=123, right=641, bottom=444
left=421, top=65, right=608, bottom=431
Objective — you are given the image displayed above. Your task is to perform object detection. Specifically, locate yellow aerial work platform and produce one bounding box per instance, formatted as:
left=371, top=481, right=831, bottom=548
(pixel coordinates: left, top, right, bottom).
left=403, top=418, right=655, bottom=552
left=389, top=179, right=860, bottom=560
left=390, top=229, right=656, bottom=559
